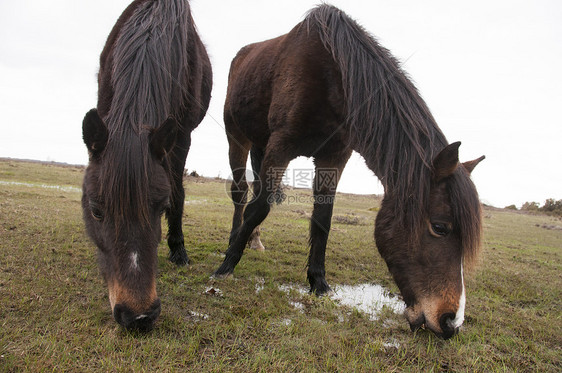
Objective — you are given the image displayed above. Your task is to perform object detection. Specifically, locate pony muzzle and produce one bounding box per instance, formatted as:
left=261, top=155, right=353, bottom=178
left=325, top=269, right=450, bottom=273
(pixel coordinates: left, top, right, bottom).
left=113, top=299, right=161, bottom=332
left=108, top=281, right=160, bottom=331
left=405, top=302, right=463, bottom=340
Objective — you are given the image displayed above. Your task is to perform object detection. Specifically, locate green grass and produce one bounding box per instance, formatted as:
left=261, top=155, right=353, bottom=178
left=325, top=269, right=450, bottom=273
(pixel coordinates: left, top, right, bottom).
left=1, top=159, right=561, bottom=372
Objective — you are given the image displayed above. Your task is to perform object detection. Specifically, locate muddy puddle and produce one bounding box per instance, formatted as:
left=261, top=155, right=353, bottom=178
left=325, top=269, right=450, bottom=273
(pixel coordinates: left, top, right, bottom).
left=277, top=282, right=405, bottom=320
left=331, top=283, right=405, bottom=320
left=0, top=180, right=81, bottom=193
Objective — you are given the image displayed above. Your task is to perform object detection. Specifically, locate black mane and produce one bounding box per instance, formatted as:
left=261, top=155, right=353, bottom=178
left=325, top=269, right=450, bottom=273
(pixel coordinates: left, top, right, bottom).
left=306, top=5, right=480, bottom=257
left=99, top=0, right=194, bottom=230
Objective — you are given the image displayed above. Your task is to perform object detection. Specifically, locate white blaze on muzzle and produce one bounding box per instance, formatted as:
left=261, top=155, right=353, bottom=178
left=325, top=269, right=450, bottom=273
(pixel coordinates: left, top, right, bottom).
left=448, top=264, right=466, bottom=329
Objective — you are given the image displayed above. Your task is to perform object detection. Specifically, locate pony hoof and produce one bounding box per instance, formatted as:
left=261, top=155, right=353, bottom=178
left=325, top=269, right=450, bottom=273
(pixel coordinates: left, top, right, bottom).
left=310, top=280, right=332, bottom=296
left=212, top=272, right=231, bottom=280
left=213, top=264, right=234, bottom=278
left=169, top=250, right=190, bottom=266
left=249, top=242, right=265, bottom=252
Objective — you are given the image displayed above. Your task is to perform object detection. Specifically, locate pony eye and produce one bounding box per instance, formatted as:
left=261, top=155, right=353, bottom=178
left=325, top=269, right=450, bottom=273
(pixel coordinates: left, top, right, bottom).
left=430, top=222, right=449, bottom=237
left=91, top=208, right=103, bottom=221
left=89, top=201, right=103, bottom=221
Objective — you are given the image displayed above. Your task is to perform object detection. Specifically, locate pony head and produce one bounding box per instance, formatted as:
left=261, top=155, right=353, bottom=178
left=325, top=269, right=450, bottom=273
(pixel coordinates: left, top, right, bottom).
left=81, top=109, right=177, bottom=331
left=375, top=142, right=484, bottom=339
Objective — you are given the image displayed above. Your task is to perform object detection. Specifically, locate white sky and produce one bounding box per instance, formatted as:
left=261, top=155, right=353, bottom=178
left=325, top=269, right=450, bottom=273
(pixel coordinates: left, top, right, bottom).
left=1, top=0, right=561, bottom=207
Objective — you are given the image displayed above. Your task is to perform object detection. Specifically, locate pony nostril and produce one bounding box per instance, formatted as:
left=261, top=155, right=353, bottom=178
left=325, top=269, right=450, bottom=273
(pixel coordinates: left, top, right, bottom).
left=113, top=303, right=132, bottom=327
left=113, top=299, right=161, bottom=332
left=439, top=312, right=458, bottom=339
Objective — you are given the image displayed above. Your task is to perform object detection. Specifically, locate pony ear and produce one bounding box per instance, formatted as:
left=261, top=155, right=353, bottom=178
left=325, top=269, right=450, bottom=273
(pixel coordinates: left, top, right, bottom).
left=432, top=141, right=461, bottom=182
left=82, top=108, right=108, bottom=159
left=463, top=155, right=485, bottom=174
left=149, top=117, right=178, bottom=161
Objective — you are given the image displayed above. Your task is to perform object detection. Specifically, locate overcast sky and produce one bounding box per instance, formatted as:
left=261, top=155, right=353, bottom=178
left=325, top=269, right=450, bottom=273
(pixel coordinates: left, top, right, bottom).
left=1, top=0, right=561, bottom=207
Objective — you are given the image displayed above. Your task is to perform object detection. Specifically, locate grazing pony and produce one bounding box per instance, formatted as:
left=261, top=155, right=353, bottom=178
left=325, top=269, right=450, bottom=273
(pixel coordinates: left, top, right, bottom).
left=216, top=4, right=484, bottom=339
left=81, top=0, right=211, bottom=331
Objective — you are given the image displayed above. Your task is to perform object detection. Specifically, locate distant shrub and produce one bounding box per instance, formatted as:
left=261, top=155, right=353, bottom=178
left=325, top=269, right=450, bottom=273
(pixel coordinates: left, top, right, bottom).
left=521, top=202, right=540, bottom=212
left=542, top=198, right=562, bottom=215
left=521, top=199, right=562, bottom=216
left=505, top=204, right=518, bottom=210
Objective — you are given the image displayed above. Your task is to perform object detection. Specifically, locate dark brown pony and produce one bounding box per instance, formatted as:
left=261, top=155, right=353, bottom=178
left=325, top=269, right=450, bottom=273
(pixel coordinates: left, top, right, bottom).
left=81, top=0, right=211, bottom=331
left=215, top=4, right=484, bottom=339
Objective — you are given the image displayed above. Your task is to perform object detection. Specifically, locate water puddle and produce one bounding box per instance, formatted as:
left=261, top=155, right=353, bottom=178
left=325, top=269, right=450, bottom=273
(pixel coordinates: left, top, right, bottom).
left=0, top=180, right=81, bottom=193
left=277, top=283, right=307, bottom=312
left=331, top=283, right=405, bottom=320
left=184, top=199, right=208, bottom=205
left=278, top=283, right=308, bottom=295
left=278, top=282, right=405, bottom=321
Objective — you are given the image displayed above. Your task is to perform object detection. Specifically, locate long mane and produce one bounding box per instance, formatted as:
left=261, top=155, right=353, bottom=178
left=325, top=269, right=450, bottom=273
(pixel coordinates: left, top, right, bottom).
left=99, top=0, right=192, bottom=229
left=305, top=5, right=481, bottom=260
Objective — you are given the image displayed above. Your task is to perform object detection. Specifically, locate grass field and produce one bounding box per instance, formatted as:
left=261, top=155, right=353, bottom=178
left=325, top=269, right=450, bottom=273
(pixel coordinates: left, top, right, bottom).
left=1, top=159, right=561, bottom=372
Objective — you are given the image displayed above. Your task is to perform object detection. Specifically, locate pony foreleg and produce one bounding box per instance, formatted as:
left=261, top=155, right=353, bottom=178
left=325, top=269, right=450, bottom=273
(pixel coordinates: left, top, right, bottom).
left=307, top=201, right=334, bottom=294
left=228, top=146, right=265, bottom=250
left=215, top=193, right=271, bottom=276
left=167, top=134, right=191, bottom=265
left=229, top=167, right=249, bottom=245
left=215, top=147, right=291, bottom=276
left=248, top=145, right=266, bottom=251
left=307, top=152, right=350, bottom=294
left=227, top=137, right=251, bottom=246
